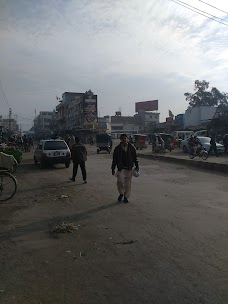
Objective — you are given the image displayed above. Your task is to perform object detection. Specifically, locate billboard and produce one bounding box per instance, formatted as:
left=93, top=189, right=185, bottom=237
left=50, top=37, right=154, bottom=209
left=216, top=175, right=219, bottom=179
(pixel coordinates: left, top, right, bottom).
left=135, top=100, right=158, bottom=112
left=83, top=95, right=98, bottom=124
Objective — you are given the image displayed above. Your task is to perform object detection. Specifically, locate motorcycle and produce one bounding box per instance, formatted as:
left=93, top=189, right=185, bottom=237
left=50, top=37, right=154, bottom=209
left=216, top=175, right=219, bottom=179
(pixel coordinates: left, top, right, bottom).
left=189, top=145, right=208, bottom=160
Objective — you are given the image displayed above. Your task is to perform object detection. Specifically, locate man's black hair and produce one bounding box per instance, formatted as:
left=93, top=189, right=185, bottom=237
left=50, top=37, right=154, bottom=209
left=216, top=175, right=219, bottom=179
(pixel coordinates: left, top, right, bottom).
left=120, top=134, right=127, bottom=139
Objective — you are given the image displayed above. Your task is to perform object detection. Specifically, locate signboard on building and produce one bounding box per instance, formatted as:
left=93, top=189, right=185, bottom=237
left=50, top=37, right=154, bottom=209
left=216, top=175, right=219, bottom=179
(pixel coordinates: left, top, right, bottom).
left=135, top=100, right=158, bottom=112
left=83, top=95, right=98, bottom=124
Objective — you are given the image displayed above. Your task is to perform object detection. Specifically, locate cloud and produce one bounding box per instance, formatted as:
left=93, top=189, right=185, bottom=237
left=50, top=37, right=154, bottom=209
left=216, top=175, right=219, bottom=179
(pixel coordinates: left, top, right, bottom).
left=0, top=0, right=227, bottom=127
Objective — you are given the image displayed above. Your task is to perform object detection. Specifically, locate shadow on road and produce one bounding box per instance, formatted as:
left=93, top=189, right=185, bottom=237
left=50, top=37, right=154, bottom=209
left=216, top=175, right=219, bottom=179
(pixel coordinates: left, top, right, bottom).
left=0, top=201, right=121, bottom=241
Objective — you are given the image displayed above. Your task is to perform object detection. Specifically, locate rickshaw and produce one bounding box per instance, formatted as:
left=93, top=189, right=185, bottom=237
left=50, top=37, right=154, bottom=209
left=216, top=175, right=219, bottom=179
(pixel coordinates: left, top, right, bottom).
left=134, top=134, right=147, bottom=150
left=151, top=133, right=174, bottom=153
left=96, top=134, right=112, bottom=154
left=0, top=146, right=22, bottom=164
left=159, top=133, right=174, bottom=152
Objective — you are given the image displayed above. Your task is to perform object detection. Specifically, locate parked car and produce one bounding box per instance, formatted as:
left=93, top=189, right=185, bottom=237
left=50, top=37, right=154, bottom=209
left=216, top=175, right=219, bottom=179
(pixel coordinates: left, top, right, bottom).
left=181, top=136, right=225, bottom=154
left=34, top=139, right=71, bottom=168
left=193, top=130, right=208, bottom=137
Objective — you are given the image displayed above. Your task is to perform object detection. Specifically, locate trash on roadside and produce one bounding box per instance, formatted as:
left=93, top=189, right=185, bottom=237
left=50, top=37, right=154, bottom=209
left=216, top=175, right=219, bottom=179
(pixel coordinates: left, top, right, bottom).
left=80, top=251, right=86, bottom=257
left=53, top=194, right=69, bottom=202
left=66, top=250, right=71, bottom=254
left=115, top=240, right=137, bottom=245
left=50, top=221, right=78, bottom=234
left=60, top=195, right=69, bottom=199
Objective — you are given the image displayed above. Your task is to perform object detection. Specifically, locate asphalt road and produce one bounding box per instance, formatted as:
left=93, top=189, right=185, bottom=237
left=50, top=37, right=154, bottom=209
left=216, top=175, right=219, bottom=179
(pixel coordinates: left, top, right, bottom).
left=0, top=146, right=227, bottom=304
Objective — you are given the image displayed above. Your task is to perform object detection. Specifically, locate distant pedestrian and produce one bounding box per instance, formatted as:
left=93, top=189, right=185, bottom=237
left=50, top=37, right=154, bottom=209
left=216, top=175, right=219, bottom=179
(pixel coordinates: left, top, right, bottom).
left=209, top=135, right=218, bottom=157
left=23, top=135, right=28, bottom=152
left=69, top=137, right=87, bottom=183
left=111, top=133, right=139, bottom=203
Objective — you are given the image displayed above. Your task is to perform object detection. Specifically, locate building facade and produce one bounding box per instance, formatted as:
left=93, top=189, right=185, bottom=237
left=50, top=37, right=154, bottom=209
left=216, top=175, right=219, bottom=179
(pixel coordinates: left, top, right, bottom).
left=175, top=114, right=184, bottom=128
left=0, top=116, right=19, bottom=134
left=135, top=111, right=160, bottom=132
left=111, top=115, right=142, bottom=135
left=34, top=111, right=54, bottom=137
left=184, top=106, right=217, bottom=128
left=55, top=91, right=98, bottom=132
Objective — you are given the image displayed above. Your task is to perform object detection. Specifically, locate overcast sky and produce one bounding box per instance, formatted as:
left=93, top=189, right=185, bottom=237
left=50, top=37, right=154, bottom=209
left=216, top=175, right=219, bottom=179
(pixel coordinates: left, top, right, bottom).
left=0, top=0, right=227, bottom=130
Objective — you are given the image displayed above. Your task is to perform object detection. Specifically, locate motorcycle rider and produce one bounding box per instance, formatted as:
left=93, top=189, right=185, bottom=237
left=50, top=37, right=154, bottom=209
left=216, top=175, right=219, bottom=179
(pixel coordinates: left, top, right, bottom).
left=156, top=135, right=164, bottom=152
left=193, top=136, right=202, bottom=155
left=188, top=135, right=195, bottom=155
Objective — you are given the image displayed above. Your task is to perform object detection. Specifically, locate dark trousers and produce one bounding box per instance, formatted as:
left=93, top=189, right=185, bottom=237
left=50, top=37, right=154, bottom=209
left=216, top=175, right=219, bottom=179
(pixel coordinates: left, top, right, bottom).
left=209, top=145, right=218, bottom=157
left=225, top=144, right=228, bottom=154
left=73, top=161, right=87, bottom=181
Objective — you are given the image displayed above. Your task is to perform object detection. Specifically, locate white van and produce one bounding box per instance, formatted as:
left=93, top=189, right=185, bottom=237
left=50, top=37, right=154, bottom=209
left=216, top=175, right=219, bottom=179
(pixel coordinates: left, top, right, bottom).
left=171, top=131, right=194, bottom=140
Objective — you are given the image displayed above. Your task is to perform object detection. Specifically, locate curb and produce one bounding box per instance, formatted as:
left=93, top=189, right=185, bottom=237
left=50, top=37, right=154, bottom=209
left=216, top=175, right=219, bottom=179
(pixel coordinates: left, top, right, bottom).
left=138, top=153, right=228, bottom=174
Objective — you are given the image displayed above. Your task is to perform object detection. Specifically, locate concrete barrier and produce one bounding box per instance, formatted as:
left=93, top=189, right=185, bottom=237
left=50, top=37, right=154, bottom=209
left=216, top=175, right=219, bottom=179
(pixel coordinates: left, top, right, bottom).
left=138, top=153, right=228, bottom=174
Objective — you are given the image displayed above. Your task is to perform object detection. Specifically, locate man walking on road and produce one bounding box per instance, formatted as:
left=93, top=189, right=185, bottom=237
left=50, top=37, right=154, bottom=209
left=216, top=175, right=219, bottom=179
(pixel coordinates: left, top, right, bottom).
left=112, top=134, right=139, bottom=203
left=70, top=137, right=87, bottom=183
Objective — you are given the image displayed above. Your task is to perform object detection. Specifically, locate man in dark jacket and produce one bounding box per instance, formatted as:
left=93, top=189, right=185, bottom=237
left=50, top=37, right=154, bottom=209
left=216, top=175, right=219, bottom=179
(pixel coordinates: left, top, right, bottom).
left=111, top=134, right=139, bottom=203
left=209, top=135, right=218, bottom=157
left=70, top=137, right=87, bottom=183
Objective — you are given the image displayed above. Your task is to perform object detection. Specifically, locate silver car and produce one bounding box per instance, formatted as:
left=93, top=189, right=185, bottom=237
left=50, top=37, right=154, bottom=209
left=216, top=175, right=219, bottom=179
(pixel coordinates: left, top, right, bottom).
left=34, top=139, right=71, bottom=168
left=181, top=136, right=225, bottom=154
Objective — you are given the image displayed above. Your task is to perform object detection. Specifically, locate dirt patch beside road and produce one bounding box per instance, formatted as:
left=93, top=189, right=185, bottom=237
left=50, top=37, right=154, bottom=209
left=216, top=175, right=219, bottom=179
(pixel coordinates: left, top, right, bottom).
left=0, top=149, right=227, bottom=304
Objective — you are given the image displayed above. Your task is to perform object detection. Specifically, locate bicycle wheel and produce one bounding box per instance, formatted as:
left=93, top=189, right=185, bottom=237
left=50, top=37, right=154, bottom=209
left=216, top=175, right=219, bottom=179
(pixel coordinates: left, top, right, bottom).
left=0, top=171, right=17, bottom=202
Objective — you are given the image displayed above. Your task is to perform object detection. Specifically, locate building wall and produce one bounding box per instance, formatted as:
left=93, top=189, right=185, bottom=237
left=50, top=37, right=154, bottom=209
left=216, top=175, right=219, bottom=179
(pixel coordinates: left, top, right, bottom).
left=200, top=106, right=217, bottom=123
left=136, top=111, right=160, bottom=130
left=111, top=122, right=141, bottom=133
left=175, top=114, right=184, bottom=127
left=34, top=111, right=53, bottom=137
left=184, top=107, right=217, bottom=128
left=0, top=118, right=18, bottom=133
left=144, top=112, right=160, bottom=124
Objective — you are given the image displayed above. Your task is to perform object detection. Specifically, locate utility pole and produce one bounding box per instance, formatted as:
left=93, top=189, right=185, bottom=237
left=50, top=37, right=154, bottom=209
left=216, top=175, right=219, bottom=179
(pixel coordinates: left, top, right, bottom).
left=9, top=107, right=12, bottom=135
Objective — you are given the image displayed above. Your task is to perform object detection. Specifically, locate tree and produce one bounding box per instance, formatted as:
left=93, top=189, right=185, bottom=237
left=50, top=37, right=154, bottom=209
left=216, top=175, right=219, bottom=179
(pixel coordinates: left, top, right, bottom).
left=184, top=80, right=228, bottom=108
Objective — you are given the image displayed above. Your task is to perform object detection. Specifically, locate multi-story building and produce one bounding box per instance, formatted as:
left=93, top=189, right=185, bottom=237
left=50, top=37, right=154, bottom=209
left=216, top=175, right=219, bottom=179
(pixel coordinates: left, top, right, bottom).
left=135, top=111, right=160, bottom=132
left=34, top=111, right=54, bottom=137
left=0, top=115, right=19, bottom=133
left=55, top=91, right=98, bottom=132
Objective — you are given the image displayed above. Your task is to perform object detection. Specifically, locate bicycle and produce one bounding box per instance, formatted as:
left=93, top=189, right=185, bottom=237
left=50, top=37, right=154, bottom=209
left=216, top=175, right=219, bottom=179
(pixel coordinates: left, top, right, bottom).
left=0, top=169, right=17, bottom=202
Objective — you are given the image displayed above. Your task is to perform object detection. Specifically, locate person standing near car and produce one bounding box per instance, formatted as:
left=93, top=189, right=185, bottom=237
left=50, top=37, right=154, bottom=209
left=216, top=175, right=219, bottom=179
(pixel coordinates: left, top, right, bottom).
left=209, top=135, right=218, bottom=157
left=188, top=135, right=195, bottom=155
left=111, top=134, right=139, bottom=203
left=70, top=137, right=87, bottom=183
left=223, top=134, right=228, bottom=154
left=68, top=135, right=75, bottom=150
